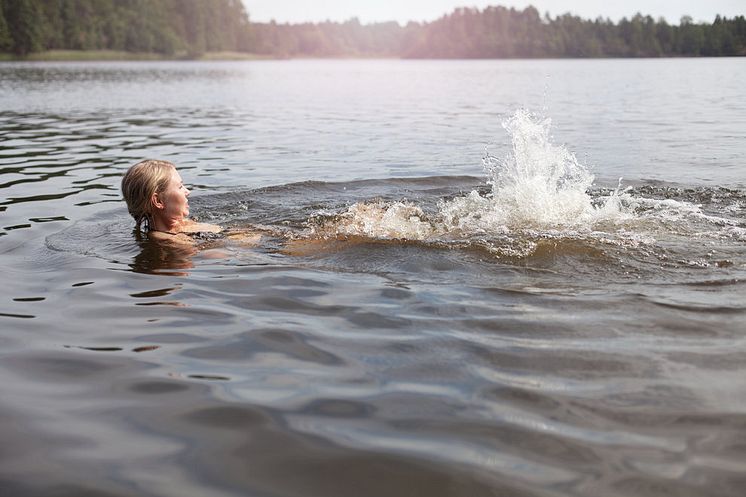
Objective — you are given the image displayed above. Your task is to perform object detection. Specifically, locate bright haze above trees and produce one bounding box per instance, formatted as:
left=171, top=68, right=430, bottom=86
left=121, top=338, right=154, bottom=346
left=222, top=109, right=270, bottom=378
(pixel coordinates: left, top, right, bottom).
left=1, top=0, right=744, bottom=57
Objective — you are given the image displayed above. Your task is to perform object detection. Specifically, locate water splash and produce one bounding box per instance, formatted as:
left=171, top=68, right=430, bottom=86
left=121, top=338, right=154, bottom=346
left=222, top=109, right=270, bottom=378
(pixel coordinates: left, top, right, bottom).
left=309, top=201, right=435, bottom=240
left=314, top=109, right=629, bottom=241
left=439, top=109, right=627, bottom=232
left=301, top=109, right=745, bottom=269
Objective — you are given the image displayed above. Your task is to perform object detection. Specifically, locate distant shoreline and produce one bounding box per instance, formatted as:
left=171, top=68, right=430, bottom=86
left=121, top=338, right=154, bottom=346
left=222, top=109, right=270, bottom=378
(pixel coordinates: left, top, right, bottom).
left=0, top=50, right=277, bottom=62
left=1, top=49, right=743, bottom=63
left=3, top=2, right=743, bottom=61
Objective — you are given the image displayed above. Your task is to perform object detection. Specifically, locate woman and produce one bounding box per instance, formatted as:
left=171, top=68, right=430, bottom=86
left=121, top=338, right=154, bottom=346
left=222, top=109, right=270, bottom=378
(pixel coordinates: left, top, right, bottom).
left=121, top=159, right=342, bottom=263
left=121, top=159, right=227, bottom=243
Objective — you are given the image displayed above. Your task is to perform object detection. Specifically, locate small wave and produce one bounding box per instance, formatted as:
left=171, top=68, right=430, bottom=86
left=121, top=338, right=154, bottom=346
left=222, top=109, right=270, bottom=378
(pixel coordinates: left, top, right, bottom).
left=309, top=201, right=436, bottom=240
left=45, top=109, right=745, bottom=279
left=297, top=110, right=745, bottom=272
left=46, top=214, right=141, bottom=261
left=309, top=110, right=634, bottom=242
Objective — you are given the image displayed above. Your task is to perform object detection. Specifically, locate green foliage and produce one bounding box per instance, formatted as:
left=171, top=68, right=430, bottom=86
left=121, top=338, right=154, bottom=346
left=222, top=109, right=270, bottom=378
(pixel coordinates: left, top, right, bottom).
left=1, top=1, right=744, bottom=58
left=1, top=0, right=252, bottom=55
left=0, top=1, right=14, bottom=51
left=249, top=7, right=746, bottom=59
left=4, top=0, right=44, bottom=54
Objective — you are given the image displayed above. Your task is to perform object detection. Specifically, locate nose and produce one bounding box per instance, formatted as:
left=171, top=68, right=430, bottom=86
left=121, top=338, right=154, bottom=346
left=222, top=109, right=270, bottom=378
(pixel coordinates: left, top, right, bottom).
left=185, top=187, right=190, bottom=197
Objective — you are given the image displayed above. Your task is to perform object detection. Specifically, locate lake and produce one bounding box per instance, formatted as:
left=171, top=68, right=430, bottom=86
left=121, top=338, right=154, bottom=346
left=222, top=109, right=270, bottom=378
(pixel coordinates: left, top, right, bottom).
left=1, top=58, right=745, bottom=497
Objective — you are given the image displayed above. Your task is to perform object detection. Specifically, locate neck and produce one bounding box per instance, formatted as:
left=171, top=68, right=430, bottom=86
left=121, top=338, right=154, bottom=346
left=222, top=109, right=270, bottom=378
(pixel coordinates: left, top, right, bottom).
left=151, top=216, right=183, bottom=234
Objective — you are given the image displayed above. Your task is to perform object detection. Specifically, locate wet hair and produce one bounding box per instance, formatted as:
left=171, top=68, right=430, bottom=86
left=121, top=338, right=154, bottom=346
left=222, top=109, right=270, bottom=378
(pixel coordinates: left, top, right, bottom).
left=121, top=159, right=176, bottom=232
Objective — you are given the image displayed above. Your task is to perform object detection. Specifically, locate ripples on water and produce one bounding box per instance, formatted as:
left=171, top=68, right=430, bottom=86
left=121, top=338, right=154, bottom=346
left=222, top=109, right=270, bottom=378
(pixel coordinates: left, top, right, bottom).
left=2, top=60, right=746, bottom=497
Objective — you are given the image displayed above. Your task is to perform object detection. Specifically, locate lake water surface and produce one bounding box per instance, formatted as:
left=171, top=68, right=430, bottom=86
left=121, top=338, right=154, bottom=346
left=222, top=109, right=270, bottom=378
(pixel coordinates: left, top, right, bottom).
left=1, top=58, right=745, bottom=497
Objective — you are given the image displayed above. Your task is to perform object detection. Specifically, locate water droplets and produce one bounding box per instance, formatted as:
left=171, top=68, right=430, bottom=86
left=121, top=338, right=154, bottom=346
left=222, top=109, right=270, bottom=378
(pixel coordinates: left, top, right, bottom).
left=309, top=201, right=435, bottom=240
left=314, top=109, right=630, bottom=241
left=300, top=109, right=744, bottom=270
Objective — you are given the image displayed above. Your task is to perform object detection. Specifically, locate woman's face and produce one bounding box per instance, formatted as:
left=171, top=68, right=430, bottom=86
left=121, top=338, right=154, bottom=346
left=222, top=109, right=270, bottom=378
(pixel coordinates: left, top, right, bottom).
left=155, top=168, right=190, bottom=224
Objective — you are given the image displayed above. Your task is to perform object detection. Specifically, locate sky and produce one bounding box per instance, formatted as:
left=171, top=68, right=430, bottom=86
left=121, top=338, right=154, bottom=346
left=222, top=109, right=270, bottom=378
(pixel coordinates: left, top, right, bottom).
left=242, top=0, right=744, bottom=25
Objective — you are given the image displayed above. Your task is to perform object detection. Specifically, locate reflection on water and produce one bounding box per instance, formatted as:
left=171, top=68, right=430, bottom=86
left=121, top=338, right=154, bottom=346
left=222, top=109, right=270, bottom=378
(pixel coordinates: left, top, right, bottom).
left=1, top=60, right=746, bottom=497
left=129, top=233, right=197, bottom=275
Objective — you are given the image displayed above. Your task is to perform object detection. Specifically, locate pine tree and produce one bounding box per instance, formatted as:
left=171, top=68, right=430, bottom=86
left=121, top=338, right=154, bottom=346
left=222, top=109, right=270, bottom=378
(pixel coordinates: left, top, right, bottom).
left=0, top=0, right=16, bottom=51
left=5, top=0, right=44, bottom=55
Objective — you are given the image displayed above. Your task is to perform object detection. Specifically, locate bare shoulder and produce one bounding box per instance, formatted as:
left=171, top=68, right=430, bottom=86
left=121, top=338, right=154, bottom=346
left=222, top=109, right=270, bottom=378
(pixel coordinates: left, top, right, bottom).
left=148, top=230, right=195, bottom=246
left=180, top=221, right=222, bottom=234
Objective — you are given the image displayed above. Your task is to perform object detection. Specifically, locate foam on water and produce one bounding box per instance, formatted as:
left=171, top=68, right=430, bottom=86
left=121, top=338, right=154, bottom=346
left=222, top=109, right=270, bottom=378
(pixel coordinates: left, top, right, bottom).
left=43, top=108, right=744, bottom=271
left=443, top=109, right=621, bottom=230
left=310, top=201, right=436, bottom=240
left=302, top=109, right=746, bottom=267
left=311, top=109, right=632, bottom=242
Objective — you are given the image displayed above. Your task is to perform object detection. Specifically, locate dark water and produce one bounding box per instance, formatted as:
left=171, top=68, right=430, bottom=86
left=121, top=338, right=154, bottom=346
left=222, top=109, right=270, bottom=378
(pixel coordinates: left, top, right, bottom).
left=1, top=59, right=746, bottom=497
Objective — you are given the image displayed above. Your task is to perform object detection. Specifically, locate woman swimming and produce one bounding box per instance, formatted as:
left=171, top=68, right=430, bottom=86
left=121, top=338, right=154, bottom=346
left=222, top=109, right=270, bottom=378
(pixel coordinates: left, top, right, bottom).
left=121, top=159, right=231, bottom=243
left=121, top=159, right=353, bottom=270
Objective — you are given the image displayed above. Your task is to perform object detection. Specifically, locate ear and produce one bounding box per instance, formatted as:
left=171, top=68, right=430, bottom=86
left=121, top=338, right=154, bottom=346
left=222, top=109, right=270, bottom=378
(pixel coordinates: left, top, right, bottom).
left=151, top=192, right=165, bottom=210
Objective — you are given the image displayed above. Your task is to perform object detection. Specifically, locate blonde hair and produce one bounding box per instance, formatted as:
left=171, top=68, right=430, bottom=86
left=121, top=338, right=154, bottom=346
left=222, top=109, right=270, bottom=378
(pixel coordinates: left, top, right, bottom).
left=121, top=159, right=176, bottom=232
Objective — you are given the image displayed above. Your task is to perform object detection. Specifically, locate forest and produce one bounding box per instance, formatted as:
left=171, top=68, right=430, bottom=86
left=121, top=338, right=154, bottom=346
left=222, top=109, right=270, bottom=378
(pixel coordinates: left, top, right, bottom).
left=1, top=0, right=745, bottom=58
left=0, top=0, right=252, bottom=56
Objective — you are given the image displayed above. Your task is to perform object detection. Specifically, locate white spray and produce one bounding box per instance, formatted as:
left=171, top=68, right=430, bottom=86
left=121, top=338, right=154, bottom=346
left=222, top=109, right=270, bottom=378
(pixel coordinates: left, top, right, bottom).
left=439, top=109, right=627, bottom=233
left=312, top=109, right=630, bottom=241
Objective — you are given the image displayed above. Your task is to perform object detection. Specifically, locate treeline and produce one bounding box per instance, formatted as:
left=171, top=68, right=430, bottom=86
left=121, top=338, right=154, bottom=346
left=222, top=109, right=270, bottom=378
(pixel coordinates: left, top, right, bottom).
left=251, top=8, right=746, bottom=58
left=402, top=7, right=746, bottom=57
left=250, top=19, right=407, bottom=57
left=0, top=0, right=251, bottom=55
left=1, top=1, right=745, bottom=58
